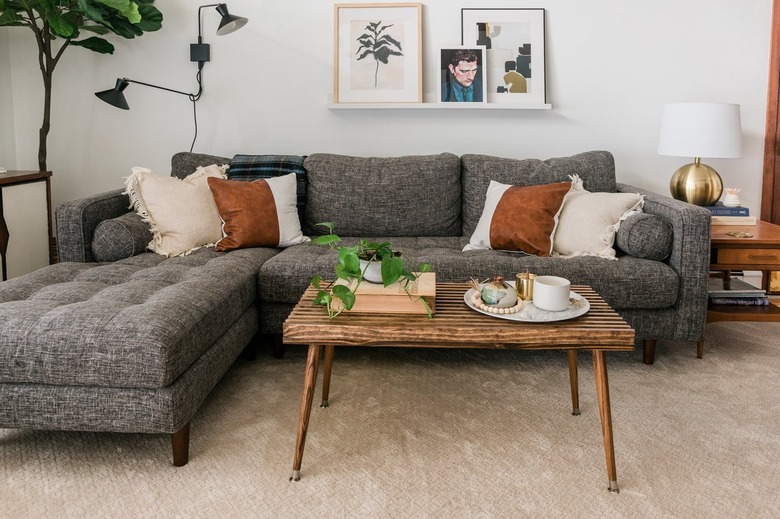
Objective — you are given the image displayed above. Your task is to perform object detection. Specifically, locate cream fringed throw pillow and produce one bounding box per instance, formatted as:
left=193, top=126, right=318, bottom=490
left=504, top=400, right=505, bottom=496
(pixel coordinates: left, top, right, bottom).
left=124, top=164, right=227, bottom=257
left=463, top=180, right=573, bottom=256
left=552, top=175, right=644, bottom=259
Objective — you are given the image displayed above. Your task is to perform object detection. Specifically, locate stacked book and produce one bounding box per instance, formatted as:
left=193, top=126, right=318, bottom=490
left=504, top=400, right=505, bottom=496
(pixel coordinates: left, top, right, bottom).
left=705, top=202, right=756, bottom=225
left=333, top=272, right=436, bottom=314
left=708, top=276, right=769, bottom=306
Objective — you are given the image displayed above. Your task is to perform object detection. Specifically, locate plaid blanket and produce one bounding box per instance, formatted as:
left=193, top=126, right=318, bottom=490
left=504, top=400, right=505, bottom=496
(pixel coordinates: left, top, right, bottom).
left=228, top=154, right=307, bottom=212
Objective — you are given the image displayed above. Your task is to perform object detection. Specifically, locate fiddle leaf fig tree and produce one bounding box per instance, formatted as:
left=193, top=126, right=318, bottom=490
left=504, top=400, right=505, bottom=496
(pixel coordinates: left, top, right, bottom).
left=0, top=0, right=163, bottom=170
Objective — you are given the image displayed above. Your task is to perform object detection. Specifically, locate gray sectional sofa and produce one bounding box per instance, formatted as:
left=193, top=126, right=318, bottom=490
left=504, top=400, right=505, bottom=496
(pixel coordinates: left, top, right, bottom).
left=0, top=150, right=711, bottom=465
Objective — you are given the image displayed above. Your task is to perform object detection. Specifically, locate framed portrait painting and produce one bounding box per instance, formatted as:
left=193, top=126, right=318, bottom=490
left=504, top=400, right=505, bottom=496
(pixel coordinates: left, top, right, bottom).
left=461, top=8, right=546, bottom=105
left=438, top=46, right=487, bottom=103
left=334, top=3, right=422, bottom=103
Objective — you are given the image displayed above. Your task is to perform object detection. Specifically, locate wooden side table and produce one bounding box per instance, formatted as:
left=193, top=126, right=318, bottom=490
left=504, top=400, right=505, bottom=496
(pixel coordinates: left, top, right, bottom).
left=700, top=220, right=780, bottom=356
left=0, top=170, right=54, bottom=281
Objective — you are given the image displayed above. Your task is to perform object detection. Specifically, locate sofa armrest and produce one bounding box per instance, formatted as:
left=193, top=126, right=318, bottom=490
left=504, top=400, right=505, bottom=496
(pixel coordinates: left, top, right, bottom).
left=55, top=189, right=131, bottom=263
left=617, top=182, right=711, bottom=340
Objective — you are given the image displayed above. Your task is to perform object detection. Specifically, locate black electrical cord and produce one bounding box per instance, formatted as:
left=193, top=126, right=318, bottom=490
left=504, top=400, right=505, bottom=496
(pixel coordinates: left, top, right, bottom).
left=187, top=66, right=204, bottom=152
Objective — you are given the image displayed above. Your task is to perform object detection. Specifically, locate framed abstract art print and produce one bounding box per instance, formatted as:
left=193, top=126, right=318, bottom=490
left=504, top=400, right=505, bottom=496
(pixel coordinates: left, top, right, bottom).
left=461, top=8, right=546, bottom=105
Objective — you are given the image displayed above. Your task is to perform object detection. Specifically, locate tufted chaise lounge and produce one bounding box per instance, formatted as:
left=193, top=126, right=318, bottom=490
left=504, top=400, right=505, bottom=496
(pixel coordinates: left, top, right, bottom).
left=0, top=153, right=279, bottom=466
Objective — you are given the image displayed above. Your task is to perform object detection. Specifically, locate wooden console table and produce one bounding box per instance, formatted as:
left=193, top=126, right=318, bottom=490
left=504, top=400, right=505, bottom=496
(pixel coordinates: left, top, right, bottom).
left=0, top=170, right=54, bottom=281
left=698, top=220, right=780, bottom=357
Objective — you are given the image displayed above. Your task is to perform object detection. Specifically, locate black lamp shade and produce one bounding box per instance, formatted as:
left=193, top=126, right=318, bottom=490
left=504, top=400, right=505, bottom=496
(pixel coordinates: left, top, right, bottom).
left=95, top=78, right=130, bottom=110
left=215, top=3, right=248, bottom=35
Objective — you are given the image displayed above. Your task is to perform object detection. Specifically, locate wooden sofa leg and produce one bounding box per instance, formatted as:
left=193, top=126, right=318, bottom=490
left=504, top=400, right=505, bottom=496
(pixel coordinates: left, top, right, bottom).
left=243, top=333, right=262, bottom=361
left=270, top=334, right=286, bottom=359
left=171, top=422, right=190, bottom=467
left=642, top=339, right=657, bottom=365
left=696, top=339, right=704, bottom=359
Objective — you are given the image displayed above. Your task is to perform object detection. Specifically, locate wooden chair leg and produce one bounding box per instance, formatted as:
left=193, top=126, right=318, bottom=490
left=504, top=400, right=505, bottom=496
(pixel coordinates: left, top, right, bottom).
left=171, top=422, right=190, bottom=467
left=696, top=339, right=705, bottom=359
left=642, top=339, right=656, bottom=365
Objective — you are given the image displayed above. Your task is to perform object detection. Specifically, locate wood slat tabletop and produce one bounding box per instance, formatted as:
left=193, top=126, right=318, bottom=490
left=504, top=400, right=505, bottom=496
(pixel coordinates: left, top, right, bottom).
left=283, top=283, right=635, bottom=351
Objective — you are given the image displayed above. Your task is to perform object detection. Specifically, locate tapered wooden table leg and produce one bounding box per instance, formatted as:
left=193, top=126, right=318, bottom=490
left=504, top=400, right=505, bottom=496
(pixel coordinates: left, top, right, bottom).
left=592, top=349, right=619, bottom=492
left=321, top=345, right=335, bottom=408
left=290, top=344, right=322, bottom=481
left=567, top=350, right=580, bottom=416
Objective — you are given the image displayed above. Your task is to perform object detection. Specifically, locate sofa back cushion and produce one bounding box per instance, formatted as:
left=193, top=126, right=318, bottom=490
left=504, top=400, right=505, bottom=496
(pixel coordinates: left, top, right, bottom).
left=461, top=151, right=617, bottom=236
left=171, top=152, right=231, bottom=179
left=303, top=153, right=462, bottom=237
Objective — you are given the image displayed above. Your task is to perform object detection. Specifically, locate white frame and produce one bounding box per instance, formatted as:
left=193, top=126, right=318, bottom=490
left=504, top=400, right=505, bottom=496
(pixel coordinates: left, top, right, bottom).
left=334, top=3, right=422, bottom=103
left=461, top=8, right=546, bottom=105
left=437, top=46, right=487, bottom=104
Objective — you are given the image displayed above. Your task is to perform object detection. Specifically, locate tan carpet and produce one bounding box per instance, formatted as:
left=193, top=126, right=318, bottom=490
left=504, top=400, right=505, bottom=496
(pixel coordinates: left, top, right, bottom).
left=2, top=322, right=780, bottom=518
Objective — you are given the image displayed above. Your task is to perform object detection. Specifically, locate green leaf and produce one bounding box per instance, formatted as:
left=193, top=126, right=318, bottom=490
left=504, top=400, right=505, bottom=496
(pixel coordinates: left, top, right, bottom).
left=0, top=10, right=23, bottom=25
left=338, top=249, right=360, bottom=273
left=313, top=234, right=340, bottom=246
left=381, top=256, right=404, bottom=286
left=312, top=275, right=322, bottom=289
left=332, top=285, right=356, bottom=311
left=47, top=12, right=76, bottom=37
left=134, top=2, right=161, bottom=32
left=313, top=291, right=331, bottom=307
left=70, top=35, right=114, bottom=53
left=418, top=262, right=432, bottom=273
left=78, top=0, right=105, bottom=22
left=80, top=24, right=110, bottom=35
left=334, top=264, right=351, bottom=281
left=95, top=0, right=141, bottom=23
left=315, top=222, right=335, bottom=233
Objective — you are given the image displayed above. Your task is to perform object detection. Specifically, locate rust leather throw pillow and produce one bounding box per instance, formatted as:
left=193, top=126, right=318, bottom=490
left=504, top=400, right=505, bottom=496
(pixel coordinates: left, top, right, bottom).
left=463, top=180, right=573, bottom=256
left=207, top=173, right=309, bottom=251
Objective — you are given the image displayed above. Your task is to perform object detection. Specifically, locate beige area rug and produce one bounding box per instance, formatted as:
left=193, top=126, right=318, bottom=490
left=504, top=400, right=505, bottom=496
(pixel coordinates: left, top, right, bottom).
left=3, top=322, right=780, bottom=518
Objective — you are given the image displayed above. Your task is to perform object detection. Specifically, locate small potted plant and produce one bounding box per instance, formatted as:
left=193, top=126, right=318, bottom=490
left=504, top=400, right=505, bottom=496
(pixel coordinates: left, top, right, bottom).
left=310, top=222, right=432, bottom=318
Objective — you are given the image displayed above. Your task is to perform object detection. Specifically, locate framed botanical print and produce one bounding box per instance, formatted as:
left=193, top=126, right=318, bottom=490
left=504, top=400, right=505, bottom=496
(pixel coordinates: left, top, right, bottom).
left=438, top=46, right=487, bottom=103
left=334, top=3, right=422, bottom=103
left=461, top=8, right=546, bottom=105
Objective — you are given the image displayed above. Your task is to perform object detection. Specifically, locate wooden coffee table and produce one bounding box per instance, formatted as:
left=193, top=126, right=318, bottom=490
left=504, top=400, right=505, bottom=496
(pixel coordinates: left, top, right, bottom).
left=283, top=282, right=635, bottom=492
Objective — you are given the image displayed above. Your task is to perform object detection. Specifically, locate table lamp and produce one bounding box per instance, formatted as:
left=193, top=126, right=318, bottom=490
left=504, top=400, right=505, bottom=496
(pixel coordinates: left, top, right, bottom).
left=657, top=102, right=742, bottom=206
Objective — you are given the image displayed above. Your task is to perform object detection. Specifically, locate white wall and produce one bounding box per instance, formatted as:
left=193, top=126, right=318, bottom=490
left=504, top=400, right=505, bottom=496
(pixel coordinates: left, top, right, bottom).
left=0, top=30, right=16, bottom=169
left=4, top=0, right=774, bottom=215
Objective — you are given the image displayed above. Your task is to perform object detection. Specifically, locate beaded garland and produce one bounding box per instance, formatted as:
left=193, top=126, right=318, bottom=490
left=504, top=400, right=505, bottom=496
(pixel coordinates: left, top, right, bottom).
left=470, top=292, right=524, bottom=314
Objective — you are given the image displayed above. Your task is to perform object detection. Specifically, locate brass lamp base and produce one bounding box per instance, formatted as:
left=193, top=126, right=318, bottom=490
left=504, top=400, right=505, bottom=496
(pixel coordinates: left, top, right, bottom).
left=669, top=158, right=723, bottom=206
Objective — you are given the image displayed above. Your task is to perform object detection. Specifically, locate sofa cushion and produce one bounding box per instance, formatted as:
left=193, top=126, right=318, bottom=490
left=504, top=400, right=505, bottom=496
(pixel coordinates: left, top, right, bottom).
left=125, top=165, right=227, bottom=257
left=258, top=236, right=678, bottom=310
left=0, top=247, right=279, bottom=389
left=464, top=180, right=572, bottom=256
left=302, top=153, right=462, bottom=237
left=91, top=211, right=152, bottom=262
left=616, top=213, right=674, bottom=260
left=171, top=152, right=230, bottom=179
left=461, top=151, right=617, bottom=237
left=207, top=174, right=309, bottom=250
left=553, top=180, right=644, bottom=260
left=227, top=154, right=307, bottom=213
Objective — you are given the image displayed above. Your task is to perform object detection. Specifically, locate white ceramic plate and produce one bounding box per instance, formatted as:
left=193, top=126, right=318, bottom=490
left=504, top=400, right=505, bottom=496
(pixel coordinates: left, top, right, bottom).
left=464, top=284, right=590, bottom=322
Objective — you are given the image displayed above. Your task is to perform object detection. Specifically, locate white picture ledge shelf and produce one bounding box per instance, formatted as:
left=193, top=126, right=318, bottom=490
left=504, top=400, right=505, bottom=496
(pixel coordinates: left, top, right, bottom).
left=326, top=94, right=551, bottom=110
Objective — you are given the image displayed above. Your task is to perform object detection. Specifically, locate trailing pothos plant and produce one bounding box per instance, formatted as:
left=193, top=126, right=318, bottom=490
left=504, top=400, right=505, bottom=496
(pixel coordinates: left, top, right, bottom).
left=310, top=222, right=432, bottom=319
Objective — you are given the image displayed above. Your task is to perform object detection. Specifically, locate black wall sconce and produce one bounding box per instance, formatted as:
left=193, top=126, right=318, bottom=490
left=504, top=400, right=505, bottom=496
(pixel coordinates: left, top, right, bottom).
left=95, top=3, right=248, bottom=150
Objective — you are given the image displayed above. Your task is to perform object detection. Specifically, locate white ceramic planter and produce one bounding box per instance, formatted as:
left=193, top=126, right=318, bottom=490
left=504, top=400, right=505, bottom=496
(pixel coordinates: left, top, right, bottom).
left=359, top=259, right=383, bottom=283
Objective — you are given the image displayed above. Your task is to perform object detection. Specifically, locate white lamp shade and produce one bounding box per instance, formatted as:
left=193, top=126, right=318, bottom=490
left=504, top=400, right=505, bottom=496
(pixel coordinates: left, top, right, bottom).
left=657, top=102, right=742, bottom=159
